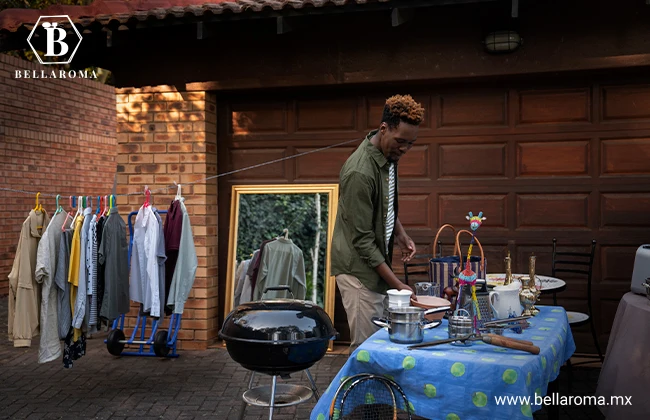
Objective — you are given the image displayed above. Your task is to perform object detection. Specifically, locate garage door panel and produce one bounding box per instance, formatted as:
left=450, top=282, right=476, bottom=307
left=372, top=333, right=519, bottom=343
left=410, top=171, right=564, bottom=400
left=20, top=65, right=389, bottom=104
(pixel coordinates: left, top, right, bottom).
left=515, top=245, right=553, bottom=276
left=398, top=144, right=429, bottom=179
left=231, top=102, right=288, bottom=135
left=229, top=148, right=287, bottom=179
left=517, top=140, right=590, bottom=176
left=517, top=193, right=590, bottom=228
left=438, top=143, right=507, bottom=178
left=294, top=147, right=354, bottom=180
left=517, top=88, right=591, bottom=125
left=601, top=246, right=638, bottom=286
left=439, top=194, right=508, bottom=229
left=601, top=193, right=650, bottom=228
left=437, top=91, right=507, bottom=128
left=296, top=98, right=357, bottom=132
left=601, top=137, right=650, bottom=175
left=399, top=193, right=432, bottom=230
left=602, top=84, right=650, bottom=121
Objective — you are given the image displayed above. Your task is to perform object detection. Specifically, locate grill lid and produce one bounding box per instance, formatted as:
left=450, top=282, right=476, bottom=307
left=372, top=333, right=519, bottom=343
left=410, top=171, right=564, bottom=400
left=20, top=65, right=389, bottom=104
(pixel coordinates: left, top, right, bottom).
left=220, top=297, right=336, bottom=344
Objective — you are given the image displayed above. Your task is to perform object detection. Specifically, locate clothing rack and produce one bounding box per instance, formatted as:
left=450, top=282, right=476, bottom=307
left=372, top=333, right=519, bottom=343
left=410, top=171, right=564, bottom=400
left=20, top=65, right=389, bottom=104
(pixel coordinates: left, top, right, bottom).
left=104, top=210, right=182, bottom=358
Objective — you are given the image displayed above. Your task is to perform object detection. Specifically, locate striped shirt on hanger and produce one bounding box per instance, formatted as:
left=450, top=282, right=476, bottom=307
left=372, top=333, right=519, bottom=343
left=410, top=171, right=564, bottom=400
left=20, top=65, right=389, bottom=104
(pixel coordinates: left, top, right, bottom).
left=385, top=162, right=396, bottom=253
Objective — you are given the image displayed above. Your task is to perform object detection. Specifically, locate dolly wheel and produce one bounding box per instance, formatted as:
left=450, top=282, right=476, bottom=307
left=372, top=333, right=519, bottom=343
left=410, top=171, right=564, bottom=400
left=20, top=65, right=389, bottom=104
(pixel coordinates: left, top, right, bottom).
left=106, top=329, right=125, bottom=356
left=153, top=330, right=170, bottom=357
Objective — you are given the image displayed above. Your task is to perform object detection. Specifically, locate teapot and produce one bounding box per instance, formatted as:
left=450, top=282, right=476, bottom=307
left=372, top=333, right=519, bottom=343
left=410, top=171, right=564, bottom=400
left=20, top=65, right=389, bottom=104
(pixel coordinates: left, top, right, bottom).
left=489, top=281, right=522, bottom=320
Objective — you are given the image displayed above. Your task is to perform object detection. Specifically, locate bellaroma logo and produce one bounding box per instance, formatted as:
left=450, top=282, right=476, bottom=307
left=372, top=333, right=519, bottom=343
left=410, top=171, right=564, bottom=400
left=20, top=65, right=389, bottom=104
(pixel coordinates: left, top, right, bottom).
left=27, top=15, right=82, bottom=65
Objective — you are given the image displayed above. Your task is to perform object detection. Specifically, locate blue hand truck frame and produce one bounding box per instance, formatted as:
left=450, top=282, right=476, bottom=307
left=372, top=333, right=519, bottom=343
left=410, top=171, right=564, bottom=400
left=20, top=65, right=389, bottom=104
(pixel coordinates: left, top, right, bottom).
left=104, top=210, right=182, bottom=358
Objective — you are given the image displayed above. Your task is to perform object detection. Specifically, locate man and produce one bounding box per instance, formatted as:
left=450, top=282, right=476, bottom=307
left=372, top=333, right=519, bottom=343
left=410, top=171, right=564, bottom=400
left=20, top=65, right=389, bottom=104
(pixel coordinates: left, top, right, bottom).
left=331, top=94, right=425, bottom=353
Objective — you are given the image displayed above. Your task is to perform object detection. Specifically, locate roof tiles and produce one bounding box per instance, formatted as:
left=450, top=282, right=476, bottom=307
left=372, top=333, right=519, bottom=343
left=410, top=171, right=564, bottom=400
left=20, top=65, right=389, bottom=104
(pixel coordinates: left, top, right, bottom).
left=0, top=0, right=379, bottom=33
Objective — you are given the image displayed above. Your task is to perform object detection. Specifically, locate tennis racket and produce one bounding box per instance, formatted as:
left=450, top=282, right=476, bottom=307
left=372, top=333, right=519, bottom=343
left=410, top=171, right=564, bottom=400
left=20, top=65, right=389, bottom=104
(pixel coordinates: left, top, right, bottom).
left=339, top=375, right=397, bottom=420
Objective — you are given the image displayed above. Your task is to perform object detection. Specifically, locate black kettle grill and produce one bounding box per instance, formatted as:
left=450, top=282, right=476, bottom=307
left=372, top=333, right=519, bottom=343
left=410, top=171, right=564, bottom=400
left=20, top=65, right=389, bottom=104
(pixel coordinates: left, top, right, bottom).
left=219, top=286, right=338, bottom=419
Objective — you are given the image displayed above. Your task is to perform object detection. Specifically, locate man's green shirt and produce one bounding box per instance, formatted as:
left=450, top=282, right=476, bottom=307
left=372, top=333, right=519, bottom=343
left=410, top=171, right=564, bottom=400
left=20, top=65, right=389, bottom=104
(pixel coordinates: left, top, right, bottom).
left=331, top=130, right=399, bottom=294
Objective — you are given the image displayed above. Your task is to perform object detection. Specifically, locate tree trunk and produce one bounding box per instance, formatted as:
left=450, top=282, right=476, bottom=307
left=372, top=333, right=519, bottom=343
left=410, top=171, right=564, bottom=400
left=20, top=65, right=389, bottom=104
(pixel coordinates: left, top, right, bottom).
left=310, top=193, right=321, bottom=304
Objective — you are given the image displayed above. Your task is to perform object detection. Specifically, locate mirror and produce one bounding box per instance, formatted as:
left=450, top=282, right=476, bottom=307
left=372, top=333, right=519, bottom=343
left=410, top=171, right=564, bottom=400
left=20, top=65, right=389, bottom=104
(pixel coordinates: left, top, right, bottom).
left=224, top=184, right=339, bottom=331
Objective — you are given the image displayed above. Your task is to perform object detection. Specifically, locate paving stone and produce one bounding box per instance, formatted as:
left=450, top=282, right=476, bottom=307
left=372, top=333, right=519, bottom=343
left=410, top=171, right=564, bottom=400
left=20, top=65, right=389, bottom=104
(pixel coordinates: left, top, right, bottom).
left=0, top=296, right=605, bottom=419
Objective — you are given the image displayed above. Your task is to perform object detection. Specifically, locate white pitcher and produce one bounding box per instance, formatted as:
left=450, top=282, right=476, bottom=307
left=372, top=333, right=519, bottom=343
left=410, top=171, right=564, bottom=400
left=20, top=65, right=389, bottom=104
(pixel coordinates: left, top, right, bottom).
left=489, top=281, right=523, bottom=320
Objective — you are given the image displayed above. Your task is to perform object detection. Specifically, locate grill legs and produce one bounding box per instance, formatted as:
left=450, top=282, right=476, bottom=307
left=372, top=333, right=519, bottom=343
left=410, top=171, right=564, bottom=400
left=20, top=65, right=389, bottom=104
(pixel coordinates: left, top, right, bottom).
left=269, top=375, right=277, bottom=420
left=305, top=368, right=320, bottom=401
left=239, top=370, right=256, bottom=420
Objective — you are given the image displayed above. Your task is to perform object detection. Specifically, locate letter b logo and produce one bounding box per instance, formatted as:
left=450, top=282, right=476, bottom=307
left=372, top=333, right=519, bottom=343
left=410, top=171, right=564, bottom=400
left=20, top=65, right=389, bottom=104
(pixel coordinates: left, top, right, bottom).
left=42, top=22, right=68, bottom=56
left=27, top=15, right=82, bottom=65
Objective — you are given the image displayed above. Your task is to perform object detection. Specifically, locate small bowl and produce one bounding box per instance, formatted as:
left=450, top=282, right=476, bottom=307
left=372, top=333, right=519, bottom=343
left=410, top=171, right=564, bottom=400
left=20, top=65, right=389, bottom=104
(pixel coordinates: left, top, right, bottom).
left=410, top=296, right=452, bottom=321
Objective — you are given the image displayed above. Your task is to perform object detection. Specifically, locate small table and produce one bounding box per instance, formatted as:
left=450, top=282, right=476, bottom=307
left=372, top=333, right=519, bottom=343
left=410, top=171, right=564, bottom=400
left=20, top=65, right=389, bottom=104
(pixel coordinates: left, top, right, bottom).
left=596, top=292, right=650, bottom=419
left=311, top=306, right=575, bottom=420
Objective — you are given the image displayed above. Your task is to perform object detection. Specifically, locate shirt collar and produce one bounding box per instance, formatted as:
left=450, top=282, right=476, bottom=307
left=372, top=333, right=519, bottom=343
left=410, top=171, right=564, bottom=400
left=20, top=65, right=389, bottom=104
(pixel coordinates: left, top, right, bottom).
left=364, top=129, right=389, bottom=168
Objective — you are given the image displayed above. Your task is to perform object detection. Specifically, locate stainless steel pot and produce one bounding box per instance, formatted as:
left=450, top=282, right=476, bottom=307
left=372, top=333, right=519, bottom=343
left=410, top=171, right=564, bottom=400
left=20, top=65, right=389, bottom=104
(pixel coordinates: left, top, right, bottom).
left=448, top=309, right=474, bottom=346
left=372, top=306, right=449, bottom=344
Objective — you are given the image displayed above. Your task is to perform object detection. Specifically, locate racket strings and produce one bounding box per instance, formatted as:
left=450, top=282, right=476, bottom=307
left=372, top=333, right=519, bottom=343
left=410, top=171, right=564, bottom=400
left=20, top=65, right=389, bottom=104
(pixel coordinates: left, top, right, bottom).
left=340, top=377, right=397, bottom=420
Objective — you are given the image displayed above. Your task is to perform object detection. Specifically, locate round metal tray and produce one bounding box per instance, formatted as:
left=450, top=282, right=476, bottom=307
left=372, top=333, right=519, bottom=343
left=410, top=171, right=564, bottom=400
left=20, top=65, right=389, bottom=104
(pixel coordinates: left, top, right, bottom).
left=242, top=384, right=313, bottom=408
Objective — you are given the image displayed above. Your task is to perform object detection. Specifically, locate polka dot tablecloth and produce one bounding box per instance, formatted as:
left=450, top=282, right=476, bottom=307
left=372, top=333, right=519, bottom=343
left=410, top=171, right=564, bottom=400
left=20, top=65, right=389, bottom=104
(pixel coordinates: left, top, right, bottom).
left=310, top=306, right=575, bottom=420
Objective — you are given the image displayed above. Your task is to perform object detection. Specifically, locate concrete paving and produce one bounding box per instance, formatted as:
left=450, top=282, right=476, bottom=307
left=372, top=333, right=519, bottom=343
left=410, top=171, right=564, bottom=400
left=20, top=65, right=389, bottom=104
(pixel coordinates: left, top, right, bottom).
left=1, top=296, right=604, bottom=419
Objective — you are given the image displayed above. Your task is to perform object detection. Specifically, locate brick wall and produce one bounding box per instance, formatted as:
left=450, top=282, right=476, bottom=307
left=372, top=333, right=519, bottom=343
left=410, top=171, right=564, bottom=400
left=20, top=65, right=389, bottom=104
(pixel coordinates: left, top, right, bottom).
left=0, top=54, right=117, bottom=295
left=114, top=86, right=218, bottom=350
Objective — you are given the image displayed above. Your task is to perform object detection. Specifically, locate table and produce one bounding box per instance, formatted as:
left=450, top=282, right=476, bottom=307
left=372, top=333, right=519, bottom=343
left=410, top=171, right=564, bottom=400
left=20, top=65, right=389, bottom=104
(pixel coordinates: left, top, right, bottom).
left=311, top=306, right=575, bottom=420
left=486, top=274, right=566, bottom=295
left=596, top=292, right=650, bottom=420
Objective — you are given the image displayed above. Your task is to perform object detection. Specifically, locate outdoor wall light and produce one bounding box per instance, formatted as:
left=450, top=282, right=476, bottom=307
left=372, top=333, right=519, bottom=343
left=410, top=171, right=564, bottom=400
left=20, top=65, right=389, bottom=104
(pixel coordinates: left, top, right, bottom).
left=483, top=30, right=522, bottom=53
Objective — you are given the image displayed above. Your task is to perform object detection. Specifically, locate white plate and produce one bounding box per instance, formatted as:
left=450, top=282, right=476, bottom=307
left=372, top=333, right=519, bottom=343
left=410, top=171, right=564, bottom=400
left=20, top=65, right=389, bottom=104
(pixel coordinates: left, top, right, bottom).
left=486, top=273, right=566, bottom=291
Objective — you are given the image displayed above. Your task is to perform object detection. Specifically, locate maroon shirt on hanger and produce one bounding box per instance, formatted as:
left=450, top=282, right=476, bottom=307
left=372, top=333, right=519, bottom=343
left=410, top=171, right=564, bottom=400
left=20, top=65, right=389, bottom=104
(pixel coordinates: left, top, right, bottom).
left=163, top=200, right=183, bottom=315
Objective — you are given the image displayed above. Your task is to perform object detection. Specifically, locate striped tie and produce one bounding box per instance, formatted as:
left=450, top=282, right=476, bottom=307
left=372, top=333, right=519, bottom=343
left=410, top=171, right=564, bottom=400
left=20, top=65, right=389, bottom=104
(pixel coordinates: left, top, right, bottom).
left=386, top=163, right=396, bottom=253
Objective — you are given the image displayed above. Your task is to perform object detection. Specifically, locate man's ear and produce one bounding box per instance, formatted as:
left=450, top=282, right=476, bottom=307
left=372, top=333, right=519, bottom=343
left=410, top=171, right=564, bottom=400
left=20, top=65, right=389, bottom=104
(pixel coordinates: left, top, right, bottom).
left=379, top=122, right=387, bottom=133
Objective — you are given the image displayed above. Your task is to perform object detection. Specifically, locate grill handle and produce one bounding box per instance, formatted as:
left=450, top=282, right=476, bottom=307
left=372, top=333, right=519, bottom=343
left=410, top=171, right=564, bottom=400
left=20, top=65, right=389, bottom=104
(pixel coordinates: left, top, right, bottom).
left=262, top=285, right=295, bottom=299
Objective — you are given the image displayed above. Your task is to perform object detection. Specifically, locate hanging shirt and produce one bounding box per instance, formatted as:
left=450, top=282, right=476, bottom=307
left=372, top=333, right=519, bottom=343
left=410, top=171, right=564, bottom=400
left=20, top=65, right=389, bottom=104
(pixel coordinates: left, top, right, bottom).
left=69, top=215, right=85, bottom=342
left=55, top=229, right=73, bottom=340
left=8, top=209, right=50, bottom=347
left=87, top=215, right=98, bottom=327
left=130, top=204, right=161, bottom=317
left=233, top=258, right=251, bottom=307
left=98, top=207, right=130, bottom=322
left=166, top=199, right=197, bottom=315
left=163, top=200, right=183, bottom=315
left=35, top=211, right=67, bottom=363
left=95, top=216, right=106, bottom=324
left=153, top=208, right=167, bottom=321
left=254, top=238, right=306, bottom=301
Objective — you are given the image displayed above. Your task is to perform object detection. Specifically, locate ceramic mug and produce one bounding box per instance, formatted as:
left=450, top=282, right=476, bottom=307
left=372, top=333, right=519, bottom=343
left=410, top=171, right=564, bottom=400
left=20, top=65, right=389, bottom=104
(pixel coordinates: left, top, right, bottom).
left=488, top=282, right=523, bottom=320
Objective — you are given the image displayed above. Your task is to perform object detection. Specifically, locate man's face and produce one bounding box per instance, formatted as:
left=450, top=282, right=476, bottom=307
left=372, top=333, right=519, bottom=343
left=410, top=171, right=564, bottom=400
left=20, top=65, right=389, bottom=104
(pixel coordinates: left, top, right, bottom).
left=379, top=121, right=418, bottom=162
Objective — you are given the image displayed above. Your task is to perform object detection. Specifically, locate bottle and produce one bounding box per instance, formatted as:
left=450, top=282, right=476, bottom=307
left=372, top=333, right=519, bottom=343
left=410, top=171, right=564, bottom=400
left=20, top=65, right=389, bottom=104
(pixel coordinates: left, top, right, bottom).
left=504, top=251, right=512, bottom=286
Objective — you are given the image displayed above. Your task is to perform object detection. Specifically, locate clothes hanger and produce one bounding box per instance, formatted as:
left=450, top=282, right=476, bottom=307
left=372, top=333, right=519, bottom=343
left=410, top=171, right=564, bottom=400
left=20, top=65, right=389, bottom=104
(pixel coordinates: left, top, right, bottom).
left=86, top=195, right=92, bottom=211
left=34, top=192, right=44, bottom=229
left=34, top=192, right=41, bottom=212
left=143, top=185, right=151, bottom=208
left=53, top=194, right=63, bottom=217
left=102, top=195, right=108, bottom=217
left=62, top=196, right=74, bottom=231
left=96, top=196, right=101, bottom=215
left=280, top=228, right=289, bottom=240
left=70, top=195, right=83, bottom=226
left=174, top=181, right=182, bottom=201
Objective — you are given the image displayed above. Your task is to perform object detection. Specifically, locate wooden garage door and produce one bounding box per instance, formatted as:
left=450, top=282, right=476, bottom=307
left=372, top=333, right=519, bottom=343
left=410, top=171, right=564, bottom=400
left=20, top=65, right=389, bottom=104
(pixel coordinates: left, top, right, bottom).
left=217, top=76, right=650, bottom=352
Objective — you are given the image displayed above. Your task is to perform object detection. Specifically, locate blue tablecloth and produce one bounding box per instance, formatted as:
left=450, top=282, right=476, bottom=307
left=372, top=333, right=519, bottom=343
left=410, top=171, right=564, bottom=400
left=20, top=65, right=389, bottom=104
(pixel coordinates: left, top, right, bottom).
left=311, top=306, right=575, bottom=420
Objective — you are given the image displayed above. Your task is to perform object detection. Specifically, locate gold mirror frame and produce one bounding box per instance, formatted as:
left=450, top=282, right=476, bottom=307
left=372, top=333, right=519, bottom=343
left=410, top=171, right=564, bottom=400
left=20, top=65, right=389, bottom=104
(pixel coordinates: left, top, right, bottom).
left=224, top=184, right=339, bottom=348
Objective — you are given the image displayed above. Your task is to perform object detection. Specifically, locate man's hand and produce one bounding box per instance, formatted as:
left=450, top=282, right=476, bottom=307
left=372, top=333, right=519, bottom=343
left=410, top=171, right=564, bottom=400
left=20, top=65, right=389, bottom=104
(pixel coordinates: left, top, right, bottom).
left=396, top=233, right=416, bottom=262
